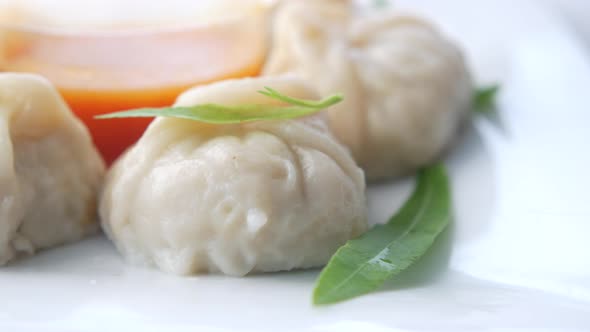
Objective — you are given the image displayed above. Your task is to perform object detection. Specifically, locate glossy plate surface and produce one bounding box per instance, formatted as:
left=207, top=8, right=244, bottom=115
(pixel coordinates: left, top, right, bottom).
left=1, top=0, right=589, bottom=331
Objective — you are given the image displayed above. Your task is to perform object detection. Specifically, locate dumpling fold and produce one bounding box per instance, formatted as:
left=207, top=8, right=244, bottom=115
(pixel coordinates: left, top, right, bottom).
left=0, top=73, right=105, bottom=265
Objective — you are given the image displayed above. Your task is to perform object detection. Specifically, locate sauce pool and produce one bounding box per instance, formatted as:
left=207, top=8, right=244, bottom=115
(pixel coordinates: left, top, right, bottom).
left=1, top=21, right=266, bottom=164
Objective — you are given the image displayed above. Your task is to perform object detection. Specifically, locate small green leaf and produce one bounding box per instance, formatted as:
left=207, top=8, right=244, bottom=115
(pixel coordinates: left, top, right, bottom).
left=473, top=84, right=500, bottom=114
left=313, top=164, right=451, bottom=305
left=95, top=88, right=343, bottom=124
left=373, top=0, right=389, bottom=8
left=257, top=87, right=335, bottom=108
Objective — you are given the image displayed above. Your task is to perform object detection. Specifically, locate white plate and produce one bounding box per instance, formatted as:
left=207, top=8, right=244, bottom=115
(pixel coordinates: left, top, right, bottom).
left=2, top=0, right=590, bottom=331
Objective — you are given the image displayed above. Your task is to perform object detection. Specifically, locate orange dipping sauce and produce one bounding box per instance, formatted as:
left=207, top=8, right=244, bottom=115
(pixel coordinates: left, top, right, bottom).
left=0, top=15, right=266, bottom=164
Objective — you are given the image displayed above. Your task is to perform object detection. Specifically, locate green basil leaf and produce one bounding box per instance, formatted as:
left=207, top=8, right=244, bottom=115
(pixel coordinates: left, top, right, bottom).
left=95, top=87, right=343, bottom=124
left=313, top=164, right=451, bottom=305
left=473, top=84, right=500, bottom=113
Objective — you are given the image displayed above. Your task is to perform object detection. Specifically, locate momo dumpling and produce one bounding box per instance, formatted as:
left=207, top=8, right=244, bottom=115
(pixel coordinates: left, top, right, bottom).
left=100, top=77, right=367, bottom=276
left=0, top=73, right=105, bottom=265
left=264, top=0, right=473, bottom=180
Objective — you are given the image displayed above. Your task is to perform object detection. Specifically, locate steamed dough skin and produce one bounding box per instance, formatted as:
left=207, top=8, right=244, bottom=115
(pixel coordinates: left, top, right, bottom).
left=0, top=73, right=105, bottom=265
left=264, top=0, right=473, bottom=180
left=100, top=77, right=367, bottom=276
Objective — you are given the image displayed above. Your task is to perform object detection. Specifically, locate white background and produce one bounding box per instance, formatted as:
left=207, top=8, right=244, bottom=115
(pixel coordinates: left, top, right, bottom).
left=543, top=0, right=590, bottom=46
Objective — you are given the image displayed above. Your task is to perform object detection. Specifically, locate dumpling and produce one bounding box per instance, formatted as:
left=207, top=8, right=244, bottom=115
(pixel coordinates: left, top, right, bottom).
left=264, top=0, right=473, bottom=180
left=0, top=73, right=105, bottom=265
left=100, top=77, right=367, bottom=276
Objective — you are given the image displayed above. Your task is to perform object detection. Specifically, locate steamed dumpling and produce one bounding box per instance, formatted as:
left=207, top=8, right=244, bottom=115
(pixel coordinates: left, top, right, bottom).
left=100, top=77, right=367, bottom=276
left=0, top=73, right=105, bottom=265
left=264, top=0, right=473, bottom=180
